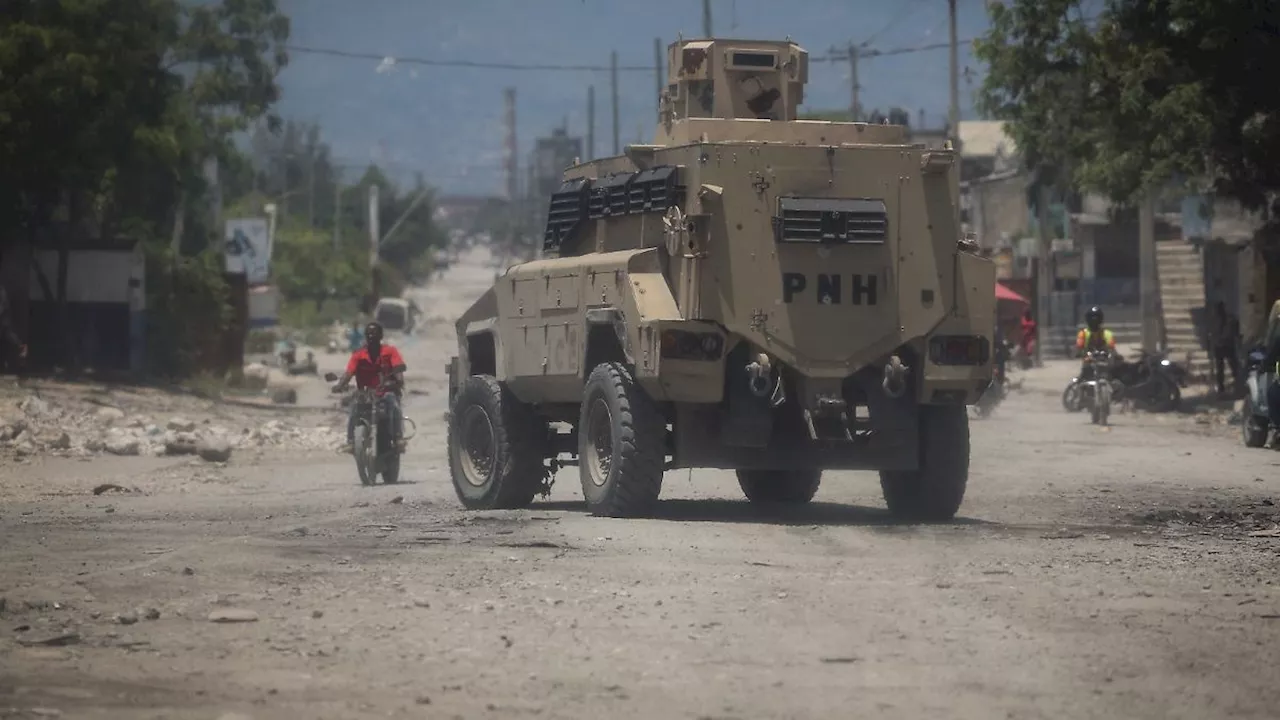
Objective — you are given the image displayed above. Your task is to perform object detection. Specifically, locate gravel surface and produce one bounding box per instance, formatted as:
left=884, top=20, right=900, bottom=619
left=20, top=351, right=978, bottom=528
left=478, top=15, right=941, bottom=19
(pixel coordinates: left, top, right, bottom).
left=2, top=248, right=1280, bottom=719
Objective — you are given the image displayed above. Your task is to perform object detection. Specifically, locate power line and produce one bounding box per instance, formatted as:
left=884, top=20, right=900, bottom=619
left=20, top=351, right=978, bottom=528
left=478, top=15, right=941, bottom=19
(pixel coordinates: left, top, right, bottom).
left=284, top=37, right=973, bottom=73
left=285, top=45, right=654, bottom=72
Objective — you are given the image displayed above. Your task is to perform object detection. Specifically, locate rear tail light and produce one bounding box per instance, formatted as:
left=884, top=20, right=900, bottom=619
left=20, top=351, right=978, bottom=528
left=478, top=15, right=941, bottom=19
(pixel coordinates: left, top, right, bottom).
left=928, top=335, right=990, bottom=366
left=660, top=330, right=724, bottom=361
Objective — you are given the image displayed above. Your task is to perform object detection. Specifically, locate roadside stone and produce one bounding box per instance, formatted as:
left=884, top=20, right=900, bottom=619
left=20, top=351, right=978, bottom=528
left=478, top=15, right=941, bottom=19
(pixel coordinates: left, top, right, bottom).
left=167, top=417, right=197, bottom=432
left=208, top=608, right=259, bottom=623
left=105, top=437, right=141, bottom=456
left=0, top=417, right=26, bottom=441
left=42, top=431, right=71, bottom=450
left=116, top=611, right=138, bottom=625
left=163, top=432, right=199, bottom=456
left=197, top=437, right=233, bottom=463
left=142, top=607, right=161, bottom=621
left=95, top=406, right=126, bottom=424
left=21, top=396, right=50, bottom=417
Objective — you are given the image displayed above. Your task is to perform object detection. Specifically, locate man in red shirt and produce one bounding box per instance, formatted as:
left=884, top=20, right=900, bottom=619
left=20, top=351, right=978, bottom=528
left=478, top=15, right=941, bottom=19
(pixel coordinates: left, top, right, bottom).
left=332, top=322, right=407, bottom=454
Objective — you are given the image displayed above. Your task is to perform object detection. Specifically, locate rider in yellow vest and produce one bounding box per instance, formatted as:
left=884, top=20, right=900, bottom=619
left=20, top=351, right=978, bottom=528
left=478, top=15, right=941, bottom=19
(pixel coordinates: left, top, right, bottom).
left=1076, top=306, right=1116, bottom=354
left=1075, top=306, right=1116, bottom=384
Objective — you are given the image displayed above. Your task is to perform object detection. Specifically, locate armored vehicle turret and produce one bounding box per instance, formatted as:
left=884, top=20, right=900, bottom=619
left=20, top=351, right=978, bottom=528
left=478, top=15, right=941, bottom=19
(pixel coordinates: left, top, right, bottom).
left=446, top=37, right=995, bottom=520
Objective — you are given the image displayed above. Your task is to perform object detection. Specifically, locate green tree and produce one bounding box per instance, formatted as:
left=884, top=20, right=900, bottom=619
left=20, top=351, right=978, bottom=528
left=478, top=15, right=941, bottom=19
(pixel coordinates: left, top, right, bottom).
left=0, top=0, right=291, bottom=375
left=975, top=0, right=1280, bottom=210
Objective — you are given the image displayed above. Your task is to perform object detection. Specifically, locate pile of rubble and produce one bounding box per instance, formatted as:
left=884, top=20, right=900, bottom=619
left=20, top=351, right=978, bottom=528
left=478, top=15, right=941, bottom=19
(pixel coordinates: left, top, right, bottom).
left=0, top=394, right=341, bottom=461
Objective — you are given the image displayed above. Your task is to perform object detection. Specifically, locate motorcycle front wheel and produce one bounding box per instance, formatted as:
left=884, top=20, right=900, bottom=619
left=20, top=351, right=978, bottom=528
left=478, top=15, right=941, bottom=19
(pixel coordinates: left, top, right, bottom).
left=353, top=421, right=376, bottom=486
left=1062, top=382, right=1084, bottom=412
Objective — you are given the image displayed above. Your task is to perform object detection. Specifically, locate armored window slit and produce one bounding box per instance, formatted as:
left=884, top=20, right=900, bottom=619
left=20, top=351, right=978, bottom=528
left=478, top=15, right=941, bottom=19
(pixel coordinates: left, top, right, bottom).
left=773, top=197, right=888, bottom=245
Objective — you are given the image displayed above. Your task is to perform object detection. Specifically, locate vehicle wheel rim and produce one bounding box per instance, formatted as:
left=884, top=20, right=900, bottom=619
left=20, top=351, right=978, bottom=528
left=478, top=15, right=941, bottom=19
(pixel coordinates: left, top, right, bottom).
left=458, top=406, right=496, bottom=487
left=585, top=397, right=613, bottom=488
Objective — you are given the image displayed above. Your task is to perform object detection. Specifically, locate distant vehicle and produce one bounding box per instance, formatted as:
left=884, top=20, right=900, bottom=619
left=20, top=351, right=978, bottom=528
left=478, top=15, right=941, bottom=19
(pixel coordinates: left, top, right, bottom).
left=445, top=36, right=995, bottom=521
left=374, top=298, right=415, bottom=333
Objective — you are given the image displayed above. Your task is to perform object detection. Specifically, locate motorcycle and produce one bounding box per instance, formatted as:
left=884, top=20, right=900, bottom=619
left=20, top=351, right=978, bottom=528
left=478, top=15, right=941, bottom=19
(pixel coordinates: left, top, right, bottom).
left=324, top=372, right=415, bottom=486
left=1074, top=349, right=1114, bottom=425
left=1110, top=350, right=1186, bottom=412
left=1242, top=347, right=1274, bottom=448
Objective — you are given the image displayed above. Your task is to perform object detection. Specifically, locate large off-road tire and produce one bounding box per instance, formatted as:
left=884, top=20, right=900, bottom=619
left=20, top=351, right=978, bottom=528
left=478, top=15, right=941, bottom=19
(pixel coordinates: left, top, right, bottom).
left=578, top=362, right=666, bottom=518
left=736, top=469, right=822, bottom=504
left=879, top=404, right=969, bottom=522
left=1243, top=395, right=1269, bottom=448
left=448, top=375, right=547, bottom=510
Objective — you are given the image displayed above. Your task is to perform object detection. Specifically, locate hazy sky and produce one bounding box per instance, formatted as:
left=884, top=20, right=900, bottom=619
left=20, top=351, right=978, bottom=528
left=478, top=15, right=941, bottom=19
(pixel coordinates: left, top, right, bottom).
left=274, top=0, right=992, bottom=195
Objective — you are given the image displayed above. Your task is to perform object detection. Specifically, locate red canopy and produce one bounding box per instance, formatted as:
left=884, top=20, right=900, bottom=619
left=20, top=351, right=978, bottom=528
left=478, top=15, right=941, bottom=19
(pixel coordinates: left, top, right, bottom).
left=995, top=282, right=1028, bottom=304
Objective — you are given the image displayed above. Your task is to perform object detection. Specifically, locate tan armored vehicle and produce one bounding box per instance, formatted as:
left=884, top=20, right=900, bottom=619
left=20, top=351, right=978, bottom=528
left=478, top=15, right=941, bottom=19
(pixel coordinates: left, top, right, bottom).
left=446, top=37, right=995, bottom=520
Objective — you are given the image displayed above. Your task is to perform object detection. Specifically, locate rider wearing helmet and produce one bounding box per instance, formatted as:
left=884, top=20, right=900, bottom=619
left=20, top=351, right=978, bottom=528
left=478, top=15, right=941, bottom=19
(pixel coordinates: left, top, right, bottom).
left=1076, top=306, right=1117, bottom=381
left=1077, top=307, right=1116, bottom=354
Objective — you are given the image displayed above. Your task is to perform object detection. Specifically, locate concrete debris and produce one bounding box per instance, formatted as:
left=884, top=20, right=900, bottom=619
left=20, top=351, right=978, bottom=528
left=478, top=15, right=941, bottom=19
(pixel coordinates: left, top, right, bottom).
left=0, top=391, right=342, bottom=460
left=197, top=437, right=233, bottom=463
left=163, top=432, right=200, bottom=456
left=95, top=406, right=126, bottom=423
left=105, top=436, right=141, bottom=456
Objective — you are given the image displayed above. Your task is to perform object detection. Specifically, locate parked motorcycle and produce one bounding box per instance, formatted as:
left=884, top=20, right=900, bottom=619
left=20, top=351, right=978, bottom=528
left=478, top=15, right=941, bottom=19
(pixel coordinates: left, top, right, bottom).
left=324, top=372, right=414, bottom=486
left=1110, top=350, right=1186, bottom=412
left=1062, top=350, right=1186, bottom=415
left=1242, top=347, right=1274, bottom=448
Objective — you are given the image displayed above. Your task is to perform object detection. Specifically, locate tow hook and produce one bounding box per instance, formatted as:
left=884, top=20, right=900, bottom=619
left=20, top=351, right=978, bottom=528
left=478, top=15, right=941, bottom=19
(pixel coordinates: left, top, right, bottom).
left=746, top=353, right=773, bottom=397
left=882, top=355, right=908, bottom=398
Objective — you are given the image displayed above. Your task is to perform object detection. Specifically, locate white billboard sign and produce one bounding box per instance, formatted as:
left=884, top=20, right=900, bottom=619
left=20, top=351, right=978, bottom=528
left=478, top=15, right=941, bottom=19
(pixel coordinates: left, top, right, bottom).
left=224, top=217, right=271, bottom=284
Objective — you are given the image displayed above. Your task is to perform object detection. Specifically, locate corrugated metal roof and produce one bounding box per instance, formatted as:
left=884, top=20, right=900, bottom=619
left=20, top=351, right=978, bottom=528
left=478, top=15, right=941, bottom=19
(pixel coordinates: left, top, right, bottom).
left=958, top=120, right=1017, bottom=158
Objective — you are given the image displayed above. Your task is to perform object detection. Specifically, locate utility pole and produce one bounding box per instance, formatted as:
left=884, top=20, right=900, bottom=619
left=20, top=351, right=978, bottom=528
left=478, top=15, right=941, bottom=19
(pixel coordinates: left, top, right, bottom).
left=703, top=0, right=712, bottom=36
left=1139, top=190, right=1159, bottom=351
left=948, top=0, right=963, bottom=233
left=610, top=50, right=620, bottom=155
left=587, top=85, right=595, bottom=161
left=654, top=37, right=664, bottom=123
left=948, top=0, right=959, bottom=144
left=847, top=42, right=860, bottom=121
left=1035, top=180, right=1052, bottom=365
left=368, top=183, right=380, bottom=301
left=332, top=179, right=341, bottom=252
left=307, top=156, right=315, bottom=229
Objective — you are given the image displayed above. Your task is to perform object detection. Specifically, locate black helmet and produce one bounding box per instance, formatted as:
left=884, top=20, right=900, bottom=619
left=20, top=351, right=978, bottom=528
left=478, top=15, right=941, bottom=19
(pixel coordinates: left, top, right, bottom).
left=1085, top=306, right=1103, bottom=329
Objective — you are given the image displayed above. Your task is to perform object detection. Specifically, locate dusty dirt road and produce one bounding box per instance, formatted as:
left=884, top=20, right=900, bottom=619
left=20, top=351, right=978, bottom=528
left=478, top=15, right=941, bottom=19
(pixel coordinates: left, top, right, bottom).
left=4, top=250, right=1280, bottom=720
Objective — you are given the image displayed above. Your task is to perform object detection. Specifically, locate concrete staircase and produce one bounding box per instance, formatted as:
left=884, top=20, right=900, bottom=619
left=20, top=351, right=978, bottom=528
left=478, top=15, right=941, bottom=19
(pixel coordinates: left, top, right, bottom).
left=1155, top=240, right=1212, bottom=379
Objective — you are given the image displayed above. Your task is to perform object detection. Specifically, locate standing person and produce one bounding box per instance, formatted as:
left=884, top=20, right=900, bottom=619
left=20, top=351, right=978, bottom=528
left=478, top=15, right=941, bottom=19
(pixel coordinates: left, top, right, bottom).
left=346, top=321, right=364, bottom=352
left=0, top=267, right=28, bottom=374
left=331, top=322, right=407, bottom=454
left=1019, top=308, right=1038, bottom=366
left=1209, top=301, right=1241, bottom=397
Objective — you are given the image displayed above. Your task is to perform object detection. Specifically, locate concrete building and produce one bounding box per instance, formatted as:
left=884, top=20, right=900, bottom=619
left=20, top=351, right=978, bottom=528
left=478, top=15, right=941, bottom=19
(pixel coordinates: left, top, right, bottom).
left=527, top=125, right=583, bottom=252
